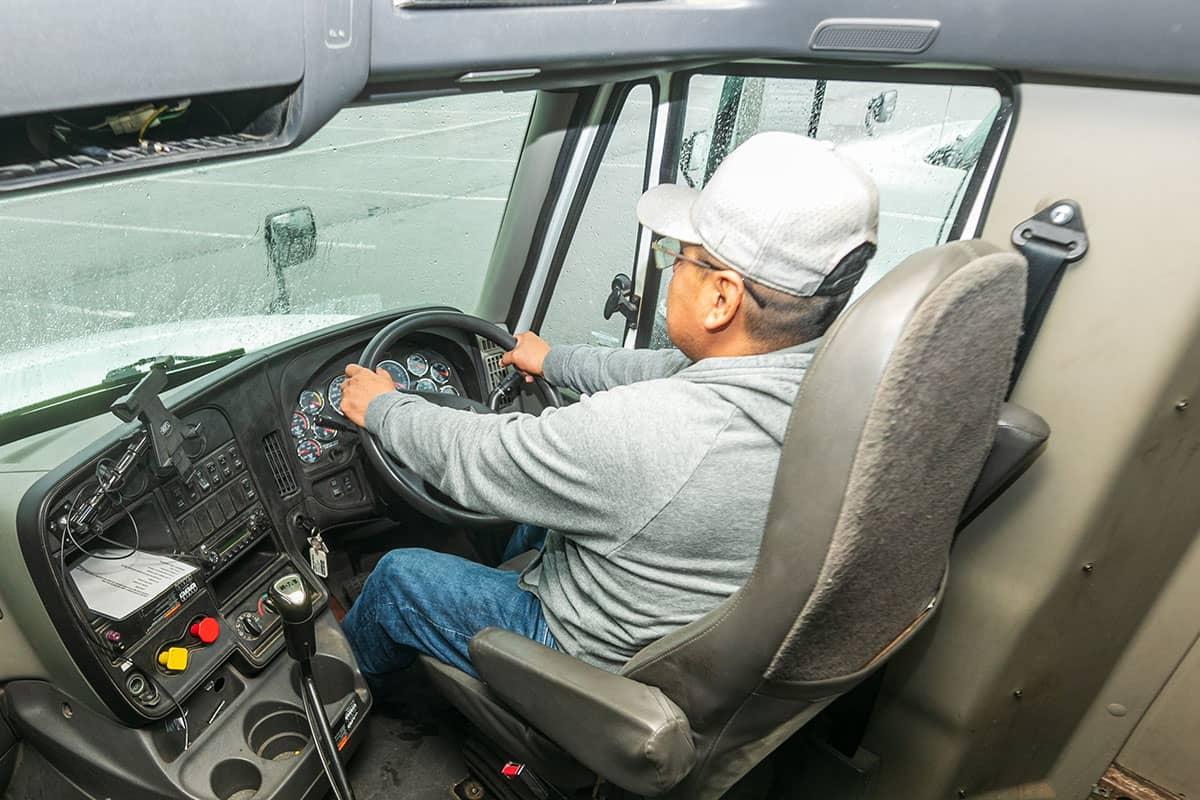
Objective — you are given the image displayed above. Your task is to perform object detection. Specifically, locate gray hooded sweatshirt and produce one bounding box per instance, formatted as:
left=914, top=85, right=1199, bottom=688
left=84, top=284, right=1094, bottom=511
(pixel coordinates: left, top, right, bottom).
left=364, top=340, right=817, bottom=670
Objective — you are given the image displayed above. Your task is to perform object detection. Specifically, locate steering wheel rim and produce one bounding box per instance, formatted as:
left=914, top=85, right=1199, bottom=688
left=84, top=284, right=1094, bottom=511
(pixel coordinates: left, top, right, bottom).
left=358, top=311, right=563, bottom=529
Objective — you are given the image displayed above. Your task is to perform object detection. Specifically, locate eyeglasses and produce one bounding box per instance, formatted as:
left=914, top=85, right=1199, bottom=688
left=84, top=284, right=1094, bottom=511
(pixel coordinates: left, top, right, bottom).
left=651, top=237, right=770, bottom=308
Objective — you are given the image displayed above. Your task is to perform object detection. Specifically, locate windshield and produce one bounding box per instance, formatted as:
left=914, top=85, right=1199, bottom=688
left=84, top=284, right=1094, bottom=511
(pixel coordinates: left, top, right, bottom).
left=0, top=91, right=534, bottom=415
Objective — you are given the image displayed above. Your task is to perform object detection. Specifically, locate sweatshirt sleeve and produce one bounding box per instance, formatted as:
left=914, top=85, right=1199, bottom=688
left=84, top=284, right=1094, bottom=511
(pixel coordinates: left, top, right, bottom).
left=363, top=383, right=721, bottom=550
left=541, top=344, right=693, bottom=395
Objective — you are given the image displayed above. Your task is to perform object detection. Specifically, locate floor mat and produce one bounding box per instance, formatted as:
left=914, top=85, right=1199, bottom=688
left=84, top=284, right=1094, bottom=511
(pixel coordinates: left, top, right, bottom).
left=346, top=676, right=470, bottom=800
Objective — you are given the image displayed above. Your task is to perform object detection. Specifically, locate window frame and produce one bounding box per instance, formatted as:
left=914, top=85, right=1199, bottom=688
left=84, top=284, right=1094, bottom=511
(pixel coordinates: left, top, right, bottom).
left=519, top=79, right=661, bottom=339
left=632, top=62, right=1017, bottom=348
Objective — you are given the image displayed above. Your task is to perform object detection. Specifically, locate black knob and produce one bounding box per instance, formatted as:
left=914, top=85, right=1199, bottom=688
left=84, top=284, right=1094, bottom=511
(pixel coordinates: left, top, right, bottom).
left=241, top=614, right=264, bottom=637
left=206, top=550, right=220, bottom=565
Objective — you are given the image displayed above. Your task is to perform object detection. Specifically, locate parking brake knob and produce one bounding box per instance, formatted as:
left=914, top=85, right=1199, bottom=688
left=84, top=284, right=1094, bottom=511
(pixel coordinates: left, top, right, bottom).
left=269, top=573, right=317, bottom=663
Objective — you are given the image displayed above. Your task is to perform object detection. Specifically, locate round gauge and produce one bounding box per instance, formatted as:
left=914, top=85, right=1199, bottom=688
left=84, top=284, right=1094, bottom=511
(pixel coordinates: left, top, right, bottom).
left=296, top=439, right=322, bottom=464
left=298, top=389, right=324, bottom=415
left=289, top=411, right=310, bottom=439
left=406, top=353, right=429, bottom=377
left=439, top=385, right=460, bottom=396
left=378, top=359, right=410, bottom=391
left=312, top=422, right=338, bottom=442
left=415, top=378, right=438, bottom=393
left=327, top=375, right=346, bottom=415
left=430, top=361, right=452, bottom=384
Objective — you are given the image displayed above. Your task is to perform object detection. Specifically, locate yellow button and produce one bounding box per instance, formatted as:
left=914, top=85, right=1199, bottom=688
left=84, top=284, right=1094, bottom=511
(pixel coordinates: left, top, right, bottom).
left=158, top=647, right=189, bottom=672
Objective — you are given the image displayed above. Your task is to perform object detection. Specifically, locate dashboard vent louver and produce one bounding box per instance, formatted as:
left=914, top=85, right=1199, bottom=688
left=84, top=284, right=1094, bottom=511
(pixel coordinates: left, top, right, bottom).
left=477, top=335, right=509, bottom=394
left=262, top=431, right=300, bottom=498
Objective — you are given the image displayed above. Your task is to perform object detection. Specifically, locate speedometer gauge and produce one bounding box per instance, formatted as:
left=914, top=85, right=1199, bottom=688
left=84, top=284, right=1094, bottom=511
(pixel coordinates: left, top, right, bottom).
left=289, top=411, right=310, bottom=439
left=296, top=439, right=322, bottom=464
left=327, top=375, right=346, bottom=415
left=298, top=389, right=324, bottom=415
left=415, top=378, right=437, bottom=393
left=430, top=361, right=451, bottom=384
left=378, top=360, right=410, bottom=390
left=406, top=353, right=429, bottom=377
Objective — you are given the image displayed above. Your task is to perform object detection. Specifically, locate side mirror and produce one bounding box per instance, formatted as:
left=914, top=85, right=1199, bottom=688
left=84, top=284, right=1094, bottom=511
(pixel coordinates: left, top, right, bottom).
left=678, top=129, right=711, bottom=188
left=264, top=206, right=317, bottom=313
left=265, top=206, right=317, bottom=269
left=864, top=89, right=899, bottom=135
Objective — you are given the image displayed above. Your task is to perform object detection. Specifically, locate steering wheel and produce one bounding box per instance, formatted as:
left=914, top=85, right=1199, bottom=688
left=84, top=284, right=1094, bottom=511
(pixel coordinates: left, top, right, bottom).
left=358, top=311, right=563, bottom=529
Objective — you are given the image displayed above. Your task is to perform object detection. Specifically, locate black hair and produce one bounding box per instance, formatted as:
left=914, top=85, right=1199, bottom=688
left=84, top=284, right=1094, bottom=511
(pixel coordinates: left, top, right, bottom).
left=741, top=242, right=876, bottom=349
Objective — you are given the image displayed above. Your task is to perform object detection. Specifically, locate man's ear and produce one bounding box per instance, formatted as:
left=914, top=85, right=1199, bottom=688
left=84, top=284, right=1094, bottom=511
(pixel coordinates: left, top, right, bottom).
left=702, top=271, right=745, bottom=332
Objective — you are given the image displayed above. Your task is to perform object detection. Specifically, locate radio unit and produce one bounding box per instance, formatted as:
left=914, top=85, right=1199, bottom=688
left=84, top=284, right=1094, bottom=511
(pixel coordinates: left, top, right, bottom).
left=198, top=508, right=271, bottom=572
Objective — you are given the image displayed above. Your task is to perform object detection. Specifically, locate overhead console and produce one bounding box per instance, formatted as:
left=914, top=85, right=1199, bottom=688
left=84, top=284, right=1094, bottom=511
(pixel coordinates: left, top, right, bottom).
left=0, top=0, right=370, bottom=192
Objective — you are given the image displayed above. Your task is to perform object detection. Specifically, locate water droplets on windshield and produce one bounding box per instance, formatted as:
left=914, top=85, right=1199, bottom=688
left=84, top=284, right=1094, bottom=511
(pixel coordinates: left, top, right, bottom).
left=0, top=92, right=534, bottom=414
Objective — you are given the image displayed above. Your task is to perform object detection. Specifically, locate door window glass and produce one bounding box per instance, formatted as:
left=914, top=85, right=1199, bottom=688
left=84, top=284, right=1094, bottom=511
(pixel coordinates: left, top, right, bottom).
left=651, top=74, right=1001, bottom=348
left=539, top=84, right=652, bottom=348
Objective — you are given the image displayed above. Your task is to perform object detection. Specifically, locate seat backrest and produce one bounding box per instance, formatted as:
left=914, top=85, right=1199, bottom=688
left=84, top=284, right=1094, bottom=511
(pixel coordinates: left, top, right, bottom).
left=621, top=240, right=1027, bottom=799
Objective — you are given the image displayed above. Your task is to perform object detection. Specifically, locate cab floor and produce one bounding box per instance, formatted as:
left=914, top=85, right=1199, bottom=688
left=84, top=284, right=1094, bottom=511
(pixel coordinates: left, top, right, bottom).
left=345, top=700, right=469, bottom=800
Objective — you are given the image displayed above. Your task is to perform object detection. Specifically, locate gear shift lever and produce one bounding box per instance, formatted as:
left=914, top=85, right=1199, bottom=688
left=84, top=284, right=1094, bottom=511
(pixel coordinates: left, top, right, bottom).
left=269, top=574, right=357, bottom=800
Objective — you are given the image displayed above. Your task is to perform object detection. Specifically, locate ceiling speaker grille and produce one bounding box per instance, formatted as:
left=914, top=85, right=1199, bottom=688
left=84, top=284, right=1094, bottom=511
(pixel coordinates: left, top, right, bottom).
left=810, top=19, right=940, bottom=54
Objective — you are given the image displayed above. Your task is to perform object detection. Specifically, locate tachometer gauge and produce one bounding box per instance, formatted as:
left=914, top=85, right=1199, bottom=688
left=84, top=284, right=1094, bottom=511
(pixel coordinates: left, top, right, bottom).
left=378, top=359, right=410, bottom=390
left=406, top=353, right=429, bottom=377
left=415, top=378, right=437, bottom=393
left=312, top=421, right=338, bottom=442
left=298, top=389, right=324, bottom=415
left=289, top=411, right=310, bottom=439
left=327, top=375, right=346, bottom=415
left=430, top=361, right=451, bottom=384
left=439, top=385, right=460, bottom=396
left=296, top=439, right=322, bottom=464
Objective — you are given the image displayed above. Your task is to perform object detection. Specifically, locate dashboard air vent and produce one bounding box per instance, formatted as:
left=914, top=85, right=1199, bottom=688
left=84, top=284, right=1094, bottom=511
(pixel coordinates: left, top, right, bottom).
left=263, top=431, right=300, bottom=498
left=477, top=335, right=509, bottom=394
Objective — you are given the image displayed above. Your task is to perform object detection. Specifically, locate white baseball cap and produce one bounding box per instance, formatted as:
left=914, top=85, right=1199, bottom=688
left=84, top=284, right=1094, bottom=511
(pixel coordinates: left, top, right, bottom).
left=637, top=131, right=880, bottom=298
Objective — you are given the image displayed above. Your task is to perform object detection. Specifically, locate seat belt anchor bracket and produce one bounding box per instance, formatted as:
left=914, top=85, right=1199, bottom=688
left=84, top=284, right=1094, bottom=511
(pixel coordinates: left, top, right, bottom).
left=1011, top=199, right=1088, bottom=263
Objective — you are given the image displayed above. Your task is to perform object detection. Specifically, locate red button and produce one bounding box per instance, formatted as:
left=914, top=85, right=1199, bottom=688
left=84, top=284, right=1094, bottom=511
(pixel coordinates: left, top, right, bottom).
left=190, top=617, right=221, bottom=645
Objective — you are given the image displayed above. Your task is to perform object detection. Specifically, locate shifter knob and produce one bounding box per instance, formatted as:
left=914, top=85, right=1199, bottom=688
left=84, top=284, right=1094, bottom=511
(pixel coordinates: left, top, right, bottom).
left=269, top=573, right=317, bottom=663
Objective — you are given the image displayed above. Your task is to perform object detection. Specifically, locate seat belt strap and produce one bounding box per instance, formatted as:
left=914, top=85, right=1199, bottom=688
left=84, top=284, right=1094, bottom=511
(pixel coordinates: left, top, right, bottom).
left=1008, top=199, right=1089, bottom=390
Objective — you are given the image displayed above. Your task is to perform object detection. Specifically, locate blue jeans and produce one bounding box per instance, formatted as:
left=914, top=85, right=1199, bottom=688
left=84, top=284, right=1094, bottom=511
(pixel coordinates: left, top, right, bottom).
left=342, top=525, right=553, bottom=689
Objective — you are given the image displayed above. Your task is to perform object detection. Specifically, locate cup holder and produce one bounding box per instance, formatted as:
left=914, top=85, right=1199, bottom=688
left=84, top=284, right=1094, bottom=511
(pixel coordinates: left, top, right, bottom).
left=289, top=654, right=355, bottom=705
left=244, top=701, right=310, bottom=761
left=211, top=759, right=262, bottom=800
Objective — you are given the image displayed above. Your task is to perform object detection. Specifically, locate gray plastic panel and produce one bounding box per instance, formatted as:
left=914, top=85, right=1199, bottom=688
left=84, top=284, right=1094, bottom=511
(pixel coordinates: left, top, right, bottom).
left=0, top=0, right=305, bottom=117
left=370, top=0, right=1200, bottom=87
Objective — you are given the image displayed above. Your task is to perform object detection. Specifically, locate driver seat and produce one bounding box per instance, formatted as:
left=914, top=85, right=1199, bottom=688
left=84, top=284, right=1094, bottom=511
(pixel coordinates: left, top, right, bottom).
left=421, top=240, right=1030, bottom=798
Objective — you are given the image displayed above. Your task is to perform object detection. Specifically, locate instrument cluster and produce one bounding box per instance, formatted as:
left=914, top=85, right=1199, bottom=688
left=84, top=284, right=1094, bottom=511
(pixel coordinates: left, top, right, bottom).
left=288, top=349, right=464, bottom=465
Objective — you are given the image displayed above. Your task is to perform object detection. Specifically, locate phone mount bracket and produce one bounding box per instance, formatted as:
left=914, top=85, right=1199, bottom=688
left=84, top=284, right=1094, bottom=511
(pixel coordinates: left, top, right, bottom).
left=109, top=362, right=199, bottom=480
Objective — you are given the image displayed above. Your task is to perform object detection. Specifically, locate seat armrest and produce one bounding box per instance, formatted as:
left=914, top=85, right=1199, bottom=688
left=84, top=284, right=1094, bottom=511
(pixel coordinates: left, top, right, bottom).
left=470, top=627, right=696, bottom=796
left=960, top=401, right=1050, bottom=528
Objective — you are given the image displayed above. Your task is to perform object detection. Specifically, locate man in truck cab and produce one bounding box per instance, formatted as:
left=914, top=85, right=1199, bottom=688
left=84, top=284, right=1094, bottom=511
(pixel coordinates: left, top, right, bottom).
left=337, top=131, right=880, bottom=691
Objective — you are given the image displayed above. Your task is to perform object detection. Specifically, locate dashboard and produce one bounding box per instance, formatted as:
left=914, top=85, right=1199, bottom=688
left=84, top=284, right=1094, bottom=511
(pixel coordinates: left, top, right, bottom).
left=287, top=346, right=468, bottom=467
left=4, top=309, right=502, bottom=800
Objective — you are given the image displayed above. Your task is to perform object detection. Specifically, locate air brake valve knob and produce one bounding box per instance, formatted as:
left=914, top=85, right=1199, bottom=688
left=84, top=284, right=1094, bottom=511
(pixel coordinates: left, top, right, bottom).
left=190, top=617, right=221, bottom=645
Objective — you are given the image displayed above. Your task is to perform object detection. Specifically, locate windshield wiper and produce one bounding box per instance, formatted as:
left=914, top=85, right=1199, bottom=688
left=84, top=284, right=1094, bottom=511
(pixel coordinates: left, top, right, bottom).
left=103, top=349, right=246, bottom=384
left=0, top=347, right=248, bottom=446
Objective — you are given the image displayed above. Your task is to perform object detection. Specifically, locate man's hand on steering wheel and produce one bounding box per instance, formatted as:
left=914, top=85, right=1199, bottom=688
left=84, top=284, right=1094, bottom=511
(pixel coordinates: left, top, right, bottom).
left=500, top=331, right=551, bottom=382
left=340, top=363, right=397, bottom=427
